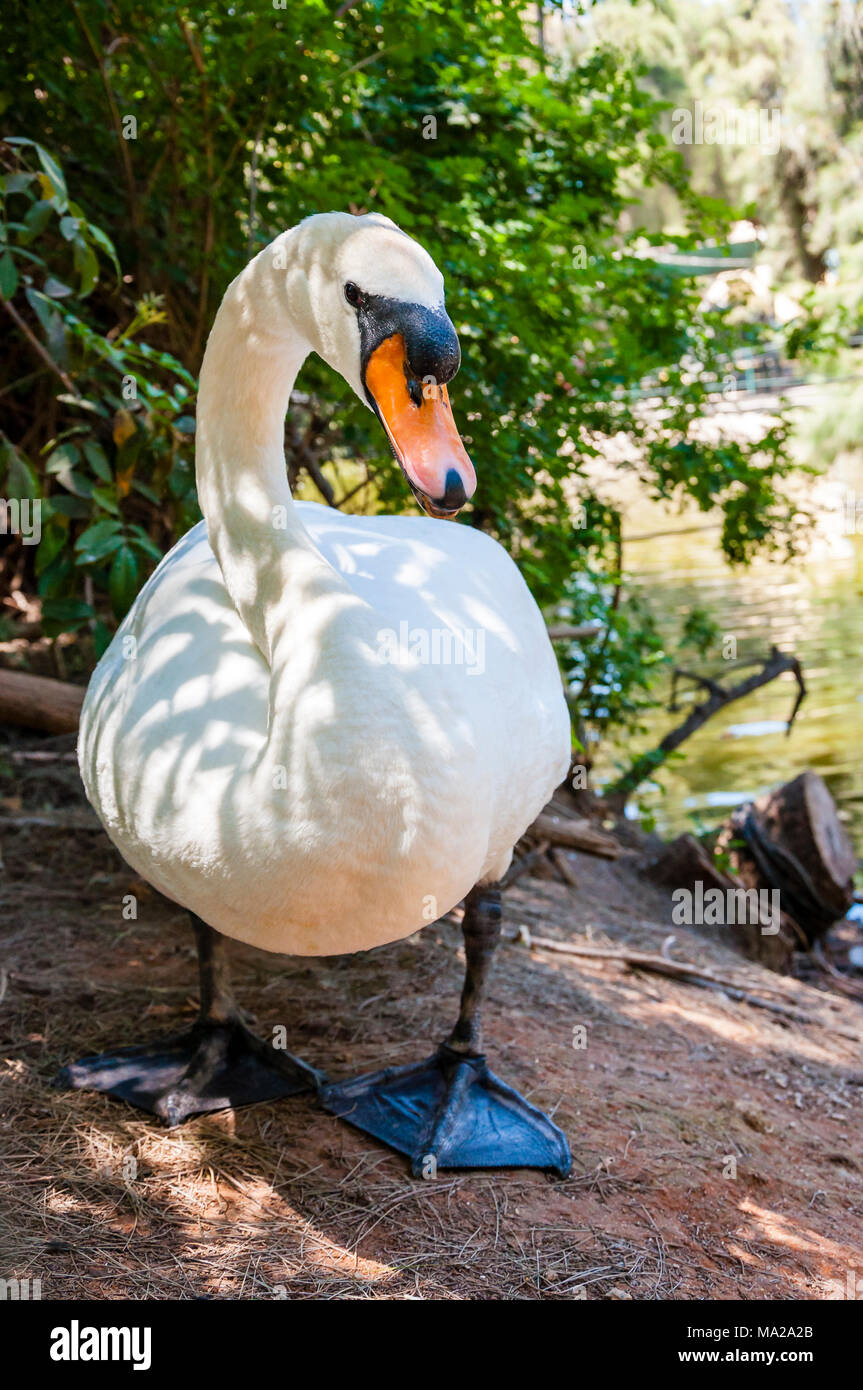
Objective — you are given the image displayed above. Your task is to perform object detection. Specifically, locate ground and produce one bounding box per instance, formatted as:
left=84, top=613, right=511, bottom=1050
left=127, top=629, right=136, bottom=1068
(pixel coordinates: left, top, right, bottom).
left=1, top=729, right=862, bottom=1301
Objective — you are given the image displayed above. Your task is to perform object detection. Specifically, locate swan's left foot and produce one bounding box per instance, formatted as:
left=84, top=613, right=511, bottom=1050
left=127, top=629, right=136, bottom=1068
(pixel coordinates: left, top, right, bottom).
left=320, top=1042, right=570, bottom=1176
left=320, top=884, right=571, bottom=1177
left=58, top=913, right=320, bottom=1124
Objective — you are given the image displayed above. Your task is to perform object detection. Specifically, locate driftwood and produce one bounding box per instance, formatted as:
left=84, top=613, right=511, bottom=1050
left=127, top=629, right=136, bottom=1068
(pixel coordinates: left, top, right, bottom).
left=751, top=772, right=856, bottom=925
left=502, top=841, right=551, bottom=887
left=530, top=812, right=621, bottom=859
left=605, top=646, right=806, bottom=805
left=0, top=668, right=85, bottom=734
left=508, top=928, right=814, bottom=1023
left=648, top=830, right=795, bottom=972
left=546, top=622, right=602, bottom=642
left=0, top=812, right=99, bottom=831
left=649, top=832, right=735, bottom=894
left=549, top=846, right=579, bottom=887
left=719, top=771, right=857, bottom=953
left=0, top=619, right=43, bottom=641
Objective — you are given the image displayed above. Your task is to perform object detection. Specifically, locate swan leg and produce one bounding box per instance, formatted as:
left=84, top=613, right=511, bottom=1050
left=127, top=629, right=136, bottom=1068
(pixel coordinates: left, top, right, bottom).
left=57, top=914, right=321, bottom=1125
left=320, top=885, right=571, bottom=1177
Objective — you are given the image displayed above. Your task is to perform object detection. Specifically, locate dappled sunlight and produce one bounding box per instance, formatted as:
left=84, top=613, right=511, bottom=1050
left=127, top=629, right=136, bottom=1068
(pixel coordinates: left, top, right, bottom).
left=726, top=1200, right=861, bottom=1295
left=582, top=970, right=862, bottom=1069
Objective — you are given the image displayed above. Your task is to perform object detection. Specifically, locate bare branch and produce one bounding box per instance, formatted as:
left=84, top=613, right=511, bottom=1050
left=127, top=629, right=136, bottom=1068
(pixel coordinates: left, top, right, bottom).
left=606, top=646, right=806, bottom=805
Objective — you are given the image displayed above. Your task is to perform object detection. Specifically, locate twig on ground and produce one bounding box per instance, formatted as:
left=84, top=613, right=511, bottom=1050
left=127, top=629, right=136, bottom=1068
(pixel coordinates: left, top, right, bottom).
left=505, top=929, right=816, bottom=1023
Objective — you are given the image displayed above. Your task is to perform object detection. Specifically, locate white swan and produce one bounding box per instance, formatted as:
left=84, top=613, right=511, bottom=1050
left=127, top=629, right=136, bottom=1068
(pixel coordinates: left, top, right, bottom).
left=64, top=212, right=572, bottom=1176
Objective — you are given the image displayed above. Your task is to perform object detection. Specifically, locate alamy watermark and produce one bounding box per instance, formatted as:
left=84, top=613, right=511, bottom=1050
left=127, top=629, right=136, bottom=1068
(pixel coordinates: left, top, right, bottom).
left=672, top=102, right=782, bottom=155
left=843, top=490, right=863, bottom=534
left=50, top=1321, right=151, bottom=1371
left=825, top=1269, right=863, bottom=1300
left=1, top=1276, right=41, bottom=1300
left=0, top=497, right=41, bottom=545
left=671, top=881, right=780, bottom=935
left=376, top=621, right=485, bottom=675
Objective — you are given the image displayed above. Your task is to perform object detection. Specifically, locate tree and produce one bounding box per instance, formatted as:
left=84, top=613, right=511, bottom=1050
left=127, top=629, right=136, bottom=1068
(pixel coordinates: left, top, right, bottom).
left=1, top=1, right=801, bottom=745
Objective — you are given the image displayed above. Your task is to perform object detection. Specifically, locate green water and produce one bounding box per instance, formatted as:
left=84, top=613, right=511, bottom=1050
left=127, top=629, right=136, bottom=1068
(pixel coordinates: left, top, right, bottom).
left=597, top=453, right=863, bottom=861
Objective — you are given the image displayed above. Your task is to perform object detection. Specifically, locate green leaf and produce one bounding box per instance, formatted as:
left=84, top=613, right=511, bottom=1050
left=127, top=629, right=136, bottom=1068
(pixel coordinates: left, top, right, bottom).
left=73, top=238, right=99, bottom=296
left=36, top=551, right=74, bottom=599
left=35, top=519, right=68, bottom=575
left=81, top=439, right=113, bottom=482
left=0, top=251, right=19, bottom=299
left=44, top=494, right=91, bottom=519
left=40, top=596, right=93, bottom=636
left=45, top=442, right=81, bottom=491
left=41, top=597, right=93, bottom=622
left=57, top=393, right=105, bottom=416
left=85, top=223, right=121, bottom=278
left=75, top=518, right=123, bottom=556
left=43, top=276, right=73, bottom=298
left=0, top=437, right=40, bottom=500
left=20, top=200, right=53, bottom=243
left=35, top=143, right=68, bottom=207
left=1, top=171, right=35, bottom=194
left=59, top=215, right=80, bottom=241
left=61, top=471, right=93, bottom=498
left=77, top=538, right=125, bottom=567
left=132, top=478, right=160, bottom=504
left=128, top=524, right=163, bottom=561
left=109, top=544, right=139, bottom=619
left=93, top=620, right=114, bottom=658
left=25, top=285, right=59, bottom=332
left=90, top=484, right=120, bottom=515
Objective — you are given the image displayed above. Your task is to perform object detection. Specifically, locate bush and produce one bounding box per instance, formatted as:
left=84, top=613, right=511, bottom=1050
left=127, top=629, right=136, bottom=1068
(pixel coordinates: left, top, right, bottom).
left=1, top=2, right=804, bottom=738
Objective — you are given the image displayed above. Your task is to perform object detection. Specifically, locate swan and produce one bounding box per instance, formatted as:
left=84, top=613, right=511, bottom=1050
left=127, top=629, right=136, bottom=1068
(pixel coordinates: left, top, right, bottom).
left=62, top=212, right=572, bottom=1176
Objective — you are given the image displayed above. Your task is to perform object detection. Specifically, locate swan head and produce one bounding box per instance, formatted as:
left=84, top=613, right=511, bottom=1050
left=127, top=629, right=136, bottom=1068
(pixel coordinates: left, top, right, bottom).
left=289, top=212, right=477, bottom=519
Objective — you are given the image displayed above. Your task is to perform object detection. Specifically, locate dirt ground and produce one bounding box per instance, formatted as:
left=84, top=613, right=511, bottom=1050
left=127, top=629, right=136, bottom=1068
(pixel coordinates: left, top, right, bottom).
left=1, top=728, right=862, bottom=1301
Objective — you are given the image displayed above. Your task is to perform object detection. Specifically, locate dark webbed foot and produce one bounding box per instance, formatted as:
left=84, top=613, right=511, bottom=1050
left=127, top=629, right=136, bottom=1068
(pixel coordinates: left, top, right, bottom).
left=321, top=883, right=572, bottom=1177
left=320, top=1043, right=570, bottom=1177
left=58, top=1018, right=320, bottom=1126
left=58, top=913, right=320, bottom=1125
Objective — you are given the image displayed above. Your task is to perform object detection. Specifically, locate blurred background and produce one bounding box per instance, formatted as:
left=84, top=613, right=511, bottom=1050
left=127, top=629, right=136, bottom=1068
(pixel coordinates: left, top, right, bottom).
left=1, top=0, right=861, bottom=853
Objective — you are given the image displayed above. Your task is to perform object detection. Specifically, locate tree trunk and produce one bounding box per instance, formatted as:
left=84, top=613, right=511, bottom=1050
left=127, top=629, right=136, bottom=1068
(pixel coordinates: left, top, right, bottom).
left=720, top=772, right=856, bottom=953
left=0, top=668, right=85, bottom=735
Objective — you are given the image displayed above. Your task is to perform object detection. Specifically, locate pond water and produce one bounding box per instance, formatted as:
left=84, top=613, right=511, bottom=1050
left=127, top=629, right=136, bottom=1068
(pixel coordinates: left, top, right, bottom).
left=594, top=423, right=863, bottom=865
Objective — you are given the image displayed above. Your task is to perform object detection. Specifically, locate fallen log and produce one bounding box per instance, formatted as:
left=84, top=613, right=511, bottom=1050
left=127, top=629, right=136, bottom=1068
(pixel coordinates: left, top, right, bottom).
left=529, top=812, right=621, bottom=859
left=720, top=771, right=856, bottom=951
left=502, top=841, right=551, bottom=887
left=546, top=622, right=602, bottom=642
left=0, top=667, right=85, bottom=735
left=648, top=832, right=735, bottom=894
left=753, top=772, right=856, bottom=926
left=0, top=812, right=99, bottom=830
left=549, top=846, right=580, bottom=887
left=647, top=831, right=794, bottom=972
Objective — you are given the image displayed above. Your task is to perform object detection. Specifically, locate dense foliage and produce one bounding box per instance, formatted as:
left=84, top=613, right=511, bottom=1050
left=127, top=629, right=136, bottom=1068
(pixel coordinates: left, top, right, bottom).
left=1, top=1, right=803, bottom=741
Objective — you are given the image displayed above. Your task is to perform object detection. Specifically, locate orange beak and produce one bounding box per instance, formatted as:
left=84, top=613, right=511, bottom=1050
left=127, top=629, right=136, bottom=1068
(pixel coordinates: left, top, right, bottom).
left=364, top=334, right=476, bottom=518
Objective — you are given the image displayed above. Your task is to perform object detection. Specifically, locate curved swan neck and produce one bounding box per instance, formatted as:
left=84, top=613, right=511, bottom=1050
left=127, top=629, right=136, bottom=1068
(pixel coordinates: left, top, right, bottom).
left=196, top=242, right=344, bottom=663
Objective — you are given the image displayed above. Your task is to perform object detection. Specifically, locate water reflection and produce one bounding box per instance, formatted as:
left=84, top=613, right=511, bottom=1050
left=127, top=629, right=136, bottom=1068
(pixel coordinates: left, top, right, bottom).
left=595, top=456, right=863, bottom=858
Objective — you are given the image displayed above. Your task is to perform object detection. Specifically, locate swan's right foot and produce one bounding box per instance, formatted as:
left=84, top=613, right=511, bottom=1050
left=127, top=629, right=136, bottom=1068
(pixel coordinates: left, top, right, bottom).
left=58, top=912, right=321, bottom=1124
left=58, top=1018, right=320, bottom=1125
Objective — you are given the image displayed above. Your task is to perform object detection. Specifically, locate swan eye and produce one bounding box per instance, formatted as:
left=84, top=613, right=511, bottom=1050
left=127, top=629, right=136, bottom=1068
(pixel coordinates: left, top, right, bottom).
left=344, top=281, right=363, bottom=308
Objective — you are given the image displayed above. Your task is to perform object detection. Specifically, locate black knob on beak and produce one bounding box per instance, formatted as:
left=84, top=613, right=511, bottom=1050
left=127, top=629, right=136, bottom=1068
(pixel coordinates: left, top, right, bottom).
left=404, top=308, right=461, bottom=385
left=438, top=469, right=467, bottom=511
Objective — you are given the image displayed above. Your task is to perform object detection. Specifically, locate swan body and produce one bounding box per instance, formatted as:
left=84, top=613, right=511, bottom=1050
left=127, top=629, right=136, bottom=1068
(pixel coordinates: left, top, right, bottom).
left=78, top=213, right=571, bottom=958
